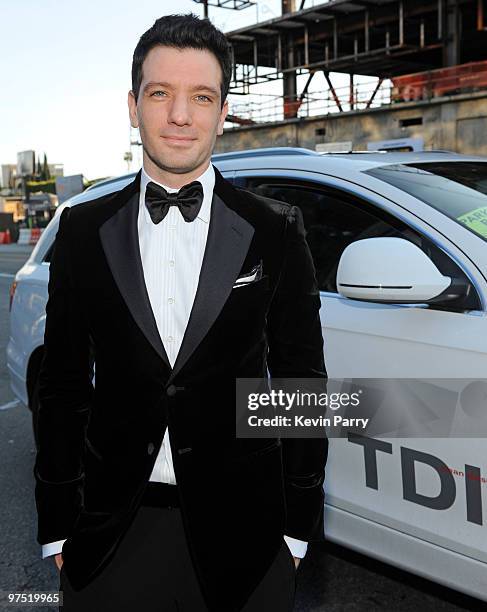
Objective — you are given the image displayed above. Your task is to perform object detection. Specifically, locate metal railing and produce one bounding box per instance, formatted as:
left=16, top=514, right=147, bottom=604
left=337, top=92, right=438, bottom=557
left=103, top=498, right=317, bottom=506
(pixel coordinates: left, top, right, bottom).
left=226, top=61, right=487, bottom=126
left=227, top=77, right=393, bottom=125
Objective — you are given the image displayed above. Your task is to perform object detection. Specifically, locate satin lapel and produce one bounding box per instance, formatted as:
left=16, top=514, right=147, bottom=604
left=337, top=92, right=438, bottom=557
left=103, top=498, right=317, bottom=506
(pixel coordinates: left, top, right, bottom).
left=98, top=165, right=255, bottom=382
left=167, top=182, right=254, bottom=384
left=98, top=171, right=172, bottom=370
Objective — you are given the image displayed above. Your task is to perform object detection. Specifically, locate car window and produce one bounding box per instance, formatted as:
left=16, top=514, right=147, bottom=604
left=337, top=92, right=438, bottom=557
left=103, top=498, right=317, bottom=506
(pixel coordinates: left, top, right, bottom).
left=241, top=176, right=481, bottom=311
left=32, top=217, right=60, bottom=264
left=364, top=162, right=487, bottom=243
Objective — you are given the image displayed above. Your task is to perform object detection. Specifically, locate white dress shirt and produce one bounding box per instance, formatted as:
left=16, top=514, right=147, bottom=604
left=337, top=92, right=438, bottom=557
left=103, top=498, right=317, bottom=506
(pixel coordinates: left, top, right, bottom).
left=41, top=162, right=308, bottom=561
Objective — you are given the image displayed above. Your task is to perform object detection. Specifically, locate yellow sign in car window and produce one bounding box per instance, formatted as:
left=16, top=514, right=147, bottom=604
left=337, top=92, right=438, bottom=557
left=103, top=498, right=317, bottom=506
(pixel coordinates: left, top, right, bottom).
left=457, top=206, right=487, bottom=238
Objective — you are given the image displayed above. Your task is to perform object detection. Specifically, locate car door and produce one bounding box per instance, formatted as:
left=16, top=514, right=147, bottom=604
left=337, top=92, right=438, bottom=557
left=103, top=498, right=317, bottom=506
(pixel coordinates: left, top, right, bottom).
left=235, top=169, right=487, bottom=575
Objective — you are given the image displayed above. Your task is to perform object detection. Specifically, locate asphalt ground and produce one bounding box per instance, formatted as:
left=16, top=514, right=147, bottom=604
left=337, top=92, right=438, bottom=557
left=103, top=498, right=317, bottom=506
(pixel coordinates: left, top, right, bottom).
left=0, top=243, right=482, bottom=611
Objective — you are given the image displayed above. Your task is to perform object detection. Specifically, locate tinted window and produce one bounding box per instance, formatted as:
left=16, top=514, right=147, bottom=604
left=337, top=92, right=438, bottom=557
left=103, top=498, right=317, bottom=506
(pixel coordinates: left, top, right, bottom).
left=365, top=162, right=487, bottom=242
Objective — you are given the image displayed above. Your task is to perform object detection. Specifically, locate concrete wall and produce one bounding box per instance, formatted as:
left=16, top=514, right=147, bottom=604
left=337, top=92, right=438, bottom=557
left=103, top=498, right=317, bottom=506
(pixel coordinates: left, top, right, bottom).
left=215, top=91, right=487, bottom=155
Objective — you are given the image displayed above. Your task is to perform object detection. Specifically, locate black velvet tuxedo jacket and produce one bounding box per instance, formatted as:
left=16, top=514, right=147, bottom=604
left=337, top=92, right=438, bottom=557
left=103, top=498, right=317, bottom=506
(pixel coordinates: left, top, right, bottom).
left=33, top=164, right=328, bottom=612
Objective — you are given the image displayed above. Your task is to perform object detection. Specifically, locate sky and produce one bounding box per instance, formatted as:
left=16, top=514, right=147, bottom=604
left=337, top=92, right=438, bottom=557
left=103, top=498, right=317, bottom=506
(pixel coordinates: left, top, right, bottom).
left=0, top=0, right=374, bottom=180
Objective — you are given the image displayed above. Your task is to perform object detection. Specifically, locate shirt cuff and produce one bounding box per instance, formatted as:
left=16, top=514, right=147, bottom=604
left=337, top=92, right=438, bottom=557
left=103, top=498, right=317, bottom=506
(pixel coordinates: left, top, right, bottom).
left=41, top=540, right=66, bottom=559
left=283, top=535, right=308, bottom=559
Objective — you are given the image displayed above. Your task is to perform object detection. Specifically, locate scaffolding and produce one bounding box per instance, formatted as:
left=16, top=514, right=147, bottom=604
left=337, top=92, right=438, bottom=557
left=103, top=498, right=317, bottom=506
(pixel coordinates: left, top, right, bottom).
left=192, top=0, right=255, bottom=9
left=225, top=0, right=487, bottom=122
left=192, top=0, right=255, bottom=18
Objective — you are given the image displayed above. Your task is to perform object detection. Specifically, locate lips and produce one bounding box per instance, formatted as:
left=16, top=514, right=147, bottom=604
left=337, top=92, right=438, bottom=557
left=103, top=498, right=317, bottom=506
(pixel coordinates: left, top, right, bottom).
left=162, top=136, right=194, bottom=141
left=161, top=136, right=195, bottom=148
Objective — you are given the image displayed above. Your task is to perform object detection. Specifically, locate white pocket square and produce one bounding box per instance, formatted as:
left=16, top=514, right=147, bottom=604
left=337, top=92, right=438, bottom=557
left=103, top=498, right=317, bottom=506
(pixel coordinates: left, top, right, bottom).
left=232, top=261, right=263, bottom=289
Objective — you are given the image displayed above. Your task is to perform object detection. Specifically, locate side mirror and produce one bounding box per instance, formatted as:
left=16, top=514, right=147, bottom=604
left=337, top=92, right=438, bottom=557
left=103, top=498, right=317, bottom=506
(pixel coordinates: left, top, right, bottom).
left=336, top=237, right=458, bottom=303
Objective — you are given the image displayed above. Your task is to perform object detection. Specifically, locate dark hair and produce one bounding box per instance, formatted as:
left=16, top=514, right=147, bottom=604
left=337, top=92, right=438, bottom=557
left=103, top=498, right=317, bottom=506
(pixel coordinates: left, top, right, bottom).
left=131, top=13, right=232, bottom=109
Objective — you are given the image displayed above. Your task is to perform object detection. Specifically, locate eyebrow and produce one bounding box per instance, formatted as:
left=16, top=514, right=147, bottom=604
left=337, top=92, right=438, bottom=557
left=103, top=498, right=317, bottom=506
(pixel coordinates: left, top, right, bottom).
left=143, top=81, right=220, bottom=97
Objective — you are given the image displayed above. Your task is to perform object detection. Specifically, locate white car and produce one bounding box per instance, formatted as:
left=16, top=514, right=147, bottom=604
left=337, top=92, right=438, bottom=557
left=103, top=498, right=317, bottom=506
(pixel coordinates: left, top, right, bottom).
left=8, top=148, right=487, bottom=602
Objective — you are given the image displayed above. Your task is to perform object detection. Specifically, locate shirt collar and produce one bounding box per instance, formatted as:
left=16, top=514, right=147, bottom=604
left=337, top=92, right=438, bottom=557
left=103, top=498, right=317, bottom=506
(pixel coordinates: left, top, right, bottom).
left=140, top=162, right=214, bottom=224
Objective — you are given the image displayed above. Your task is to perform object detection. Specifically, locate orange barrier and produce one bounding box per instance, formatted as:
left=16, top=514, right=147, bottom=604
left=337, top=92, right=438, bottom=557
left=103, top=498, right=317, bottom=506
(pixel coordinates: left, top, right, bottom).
left=17, top=228, right=44, bottom=245
left=392, top=60, right=487, bottom=103
left=30, top=228, right=41, bottom=245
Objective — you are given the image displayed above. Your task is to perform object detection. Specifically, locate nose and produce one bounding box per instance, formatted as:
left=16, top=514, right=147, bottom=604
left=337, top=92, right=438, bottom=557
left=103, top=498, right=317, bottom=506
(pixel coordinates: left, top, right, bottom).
left=167, top=94, right=192, bottom=126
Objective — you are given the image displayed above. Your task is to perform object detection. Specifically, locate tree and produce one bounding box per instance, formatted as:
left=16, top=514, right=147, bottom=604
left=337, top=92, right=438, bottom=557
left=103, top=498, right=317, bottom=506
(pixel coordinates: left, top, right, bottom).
left=42, top=153, right=51, bottom=180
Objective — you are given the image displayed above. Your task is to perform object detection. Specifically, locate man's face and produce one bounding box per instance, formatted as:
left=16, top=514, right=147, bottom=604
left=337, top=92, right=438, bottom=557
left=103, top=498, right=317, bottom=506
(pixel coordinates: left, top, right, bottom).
left=128, top=45, right=228, bottom=178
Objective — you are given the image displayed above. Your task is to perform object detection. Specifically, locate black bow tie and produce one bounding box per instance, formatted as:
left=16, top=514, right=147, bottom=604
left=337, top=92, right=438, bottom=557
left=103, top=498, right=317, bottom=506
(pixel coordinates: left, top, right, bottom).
left=145, top=180, right=204, bottom=224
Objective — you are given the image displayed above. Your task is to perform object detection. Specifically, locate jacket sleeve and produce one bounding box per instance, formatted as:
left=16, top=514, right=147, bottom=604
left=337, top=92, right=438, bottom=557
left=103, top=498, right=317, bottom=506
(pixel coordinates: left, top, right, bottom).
left=266, top=204, right=329, bottom=542
left=33, top=206, right=93, bottom=545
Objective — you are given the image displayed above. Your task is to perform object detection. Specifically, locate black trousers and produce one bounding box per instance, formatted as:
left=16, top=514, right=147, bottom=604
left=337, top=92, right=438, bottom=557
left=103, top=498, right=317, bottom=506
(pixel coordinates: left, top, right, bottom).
left=59, top=483, right=296, bottom=611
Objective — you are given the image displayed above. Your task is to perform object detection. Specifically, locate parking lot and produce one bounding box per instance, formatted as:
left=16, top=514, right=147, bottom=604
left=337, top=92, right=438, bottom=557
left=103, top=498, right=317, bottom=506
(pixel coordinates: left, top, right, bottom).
left=0, top=242, right=481, bottom=611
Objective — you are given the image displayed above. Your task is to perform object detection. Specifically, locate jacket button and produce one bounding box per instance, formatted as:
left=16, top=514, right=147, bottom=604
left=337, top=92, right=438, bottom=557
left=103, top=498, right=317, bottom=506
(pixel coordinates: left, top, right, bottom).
left=147, top=442, right=155, bottom=455
left=166, top=384, right=177, bottom=397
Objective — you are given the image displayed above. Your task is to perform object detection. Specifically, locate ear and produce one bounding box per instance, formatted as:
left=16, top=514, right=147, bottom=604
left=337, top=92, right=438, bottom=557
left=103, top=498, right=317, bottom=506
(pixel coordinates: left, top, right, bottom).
left=128, top=90, right=139, bottom=129
left=217, top=98, right=229, bottom=136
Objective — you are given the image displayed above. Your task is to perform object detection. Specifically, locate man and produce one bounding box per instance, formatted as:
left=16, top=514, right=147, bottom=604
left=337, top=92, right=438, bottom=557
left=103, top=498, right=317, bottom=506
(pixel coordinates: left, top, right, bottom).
left=33, top=13, right=328, bottom=612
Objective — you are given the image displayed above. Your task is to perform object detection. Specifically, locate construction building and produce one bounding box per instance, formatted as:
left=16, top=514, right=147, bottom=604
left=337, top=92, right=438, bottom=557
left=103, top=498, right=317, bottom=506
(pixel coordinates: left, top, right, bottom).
left=200, top=0, right=487, bottom=154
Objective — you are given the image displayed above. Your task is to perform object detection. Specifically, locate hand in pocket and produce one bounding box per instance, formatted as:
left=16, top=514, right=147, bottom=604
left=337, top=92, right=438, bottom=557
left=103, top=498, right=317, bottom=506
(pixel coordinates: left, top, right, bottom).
left=54, top=552, right=63, bottom=572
